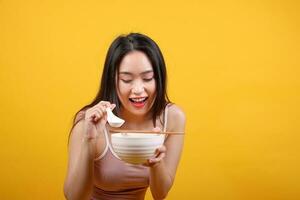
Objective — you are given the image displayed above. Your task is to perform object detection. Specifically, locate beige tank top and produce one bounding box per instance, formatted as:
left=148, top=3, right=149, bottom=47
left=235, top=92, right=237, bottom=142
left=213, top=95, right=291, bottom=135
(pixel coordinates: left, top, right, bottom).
left=91, top=105, right=170, bottom=200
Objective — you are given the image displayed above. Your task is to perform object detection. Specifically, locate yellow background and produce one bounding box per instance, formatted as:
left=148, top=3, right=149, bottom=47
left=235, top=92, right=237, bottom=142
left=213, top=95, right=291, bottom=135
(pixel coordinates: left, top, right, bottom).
left=0, top=0, right=299, bottom=199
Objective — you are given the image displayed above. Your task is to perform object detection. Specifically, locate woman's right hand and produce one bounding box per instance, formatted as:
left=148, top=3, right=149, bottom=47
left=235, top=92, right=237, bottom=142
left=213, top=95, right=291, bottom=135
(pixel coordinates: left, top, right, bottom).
left=83, top=101, right=115, bottom=142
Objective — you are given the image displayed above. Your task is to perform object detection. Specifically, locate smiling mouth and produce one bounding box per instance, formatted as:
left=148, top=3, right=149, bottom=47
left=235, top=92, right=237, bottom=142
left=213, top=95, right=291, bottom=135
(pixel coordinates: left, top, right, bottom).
left=129, top=97, right=148, bottom=108
left=129, top=97, right=148, bottom=103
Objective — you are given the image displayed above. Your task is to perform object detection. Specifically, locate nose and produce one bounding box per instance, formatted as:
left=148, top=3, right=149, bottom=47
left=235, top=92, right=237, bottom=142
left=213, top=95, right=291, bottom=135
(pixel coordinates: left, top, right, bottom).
left=131, top=80, right=144, bottom=95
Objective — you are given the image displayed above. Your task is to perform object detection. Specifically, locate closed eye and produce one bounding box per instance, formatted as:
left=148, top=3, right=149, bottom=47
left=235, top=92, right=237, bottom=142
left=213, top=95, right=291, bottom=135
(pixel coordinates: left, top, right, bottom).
left=121, top=79, right=132, bottom=83
left=143, top=77, right=154, bottom=82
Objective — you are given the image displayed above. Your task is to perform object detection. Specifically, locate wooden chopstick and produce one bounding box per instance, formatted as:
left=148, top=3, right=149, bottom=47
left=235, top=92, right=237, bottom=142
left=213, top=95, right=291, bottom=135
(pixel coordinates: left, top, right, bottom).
left=109, top=129, right=184, bottom=135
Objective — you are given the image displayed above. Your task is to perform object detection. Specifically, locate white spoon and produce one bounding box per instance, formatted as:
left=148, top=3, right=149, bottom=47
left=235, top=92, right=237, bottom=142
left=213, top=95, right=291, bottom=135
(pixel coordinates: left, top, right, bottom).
left=106, top=108, right=125, bottom=127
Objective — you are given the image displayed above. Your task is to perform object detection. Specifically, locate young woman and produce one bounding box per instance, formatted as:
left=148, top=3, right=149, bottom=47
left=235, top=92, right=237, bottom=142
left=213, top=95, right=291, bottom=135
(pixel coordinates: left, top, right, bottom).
left=64, top=33, right=186, bottom=200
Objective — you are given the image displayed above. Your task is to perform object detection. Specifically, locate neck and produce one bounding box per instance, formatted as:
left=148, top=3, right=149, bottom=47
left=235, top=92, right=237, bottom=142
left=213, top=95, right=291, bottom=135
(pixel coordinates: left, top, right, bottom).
left=119, top=108, right=153, bottom=130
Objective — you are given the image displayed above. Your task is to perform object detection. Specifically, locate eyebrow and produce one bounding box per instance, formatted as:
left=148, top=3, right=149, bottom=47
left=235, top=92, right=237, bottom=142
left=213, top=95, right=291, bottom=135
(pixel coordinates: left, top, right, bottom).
left=118, top=70, right=154, bottom=75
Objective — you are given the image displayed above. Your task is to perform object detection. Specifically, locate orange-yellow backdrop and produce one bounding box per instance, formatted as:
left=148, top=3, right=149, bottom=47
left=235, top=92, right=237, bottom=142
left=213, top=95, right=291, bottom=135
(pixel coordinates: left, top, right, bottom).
left=0, top=1, right=299, bottom=199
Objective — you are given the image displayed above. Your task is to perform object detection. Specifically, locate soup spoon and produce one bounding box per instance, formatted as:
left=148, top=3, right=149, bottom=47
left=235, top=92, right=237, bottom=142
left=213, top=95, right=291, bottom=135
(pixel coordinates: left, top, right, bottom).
left=106, top=108, right=125, bottom=127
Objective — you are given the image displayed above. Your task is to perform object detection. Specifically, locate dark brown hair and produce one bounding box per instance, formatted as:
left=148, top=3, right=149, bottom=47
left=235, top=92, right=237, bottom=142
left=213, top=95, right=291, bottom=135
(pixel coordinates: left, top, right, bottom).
left=72, top=33, right=170, bottom=130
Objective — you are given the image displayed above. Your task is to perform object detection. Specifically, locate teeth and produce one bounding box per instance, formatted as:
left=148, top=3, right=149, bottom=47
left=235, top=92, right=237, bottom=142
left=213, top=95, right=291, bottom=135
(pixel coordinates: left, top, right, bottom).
left=131, top=97, right=146, bottom=102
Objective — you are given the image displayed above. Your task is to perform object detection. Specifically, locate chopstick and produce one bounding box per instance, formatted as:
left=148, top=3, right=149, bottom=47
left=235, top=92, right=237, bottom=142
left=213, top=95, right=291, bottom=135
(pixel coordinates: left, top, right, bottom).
left=109, top=129, right=184, bottom=135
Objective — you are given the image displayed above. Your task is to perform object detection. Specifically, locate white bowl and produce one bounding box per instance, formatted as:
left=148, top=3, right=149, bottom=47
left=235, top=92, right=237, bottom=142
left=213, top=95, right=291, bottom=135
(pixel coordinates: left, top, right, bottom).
left=111, top=133, right=164, bottom=164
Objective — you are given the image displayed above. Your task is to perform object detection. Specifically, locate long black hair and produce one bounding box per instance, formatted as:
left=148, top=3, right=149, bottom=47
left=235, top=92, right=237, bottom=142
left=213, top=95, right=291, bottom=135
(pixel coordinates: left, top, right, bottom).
left=72, top=33, right=170, bottom=128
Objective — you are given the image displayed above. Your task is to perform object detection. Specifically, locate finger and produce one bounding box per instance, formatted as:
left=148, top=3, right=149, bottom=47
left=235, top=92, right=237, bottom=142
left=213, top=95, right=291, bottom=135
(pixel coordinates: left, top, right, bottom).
left=94, top=103, right=111, bottom=115
left=156, top=145, right=166, bottom=153
left=87, top=108, right=103, bottom=122
left=152, top=127, right=162, bottom=133
left=97, top=101, right=112, bottom=108
left=96, top=108, right=105, bottom=121
left=94, top=105, right=106, bottom=115
left=93, top=102, right=107, bottom=112
left=95, top=107, right=110, bottom=125
left=93, top=112, right=101, bottom=122
left=111, top=104, right=116, bottom=110
left=148, top=146, right=166, bottom=163
left=153, top=146, right=166, bottom=156
left=90, top=110, right=101, bottom=122
left=149, top=152, right=165, bottom=163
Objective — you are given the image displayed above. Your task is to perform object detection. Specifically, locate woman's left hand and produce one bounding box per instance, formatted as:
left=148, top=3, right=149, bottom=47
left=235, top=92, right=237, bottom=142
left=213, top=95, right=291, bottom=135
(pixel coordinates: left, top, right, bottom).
left=144, top=127, right=166, bottom=167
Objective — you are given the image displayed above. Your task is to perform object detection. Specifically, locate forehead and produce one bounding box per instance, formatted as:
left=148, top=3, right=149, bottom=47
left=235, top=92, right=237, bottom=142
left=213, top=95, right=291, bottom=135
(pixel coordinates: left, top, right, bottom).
left=118, top=51, right=153, bottom=73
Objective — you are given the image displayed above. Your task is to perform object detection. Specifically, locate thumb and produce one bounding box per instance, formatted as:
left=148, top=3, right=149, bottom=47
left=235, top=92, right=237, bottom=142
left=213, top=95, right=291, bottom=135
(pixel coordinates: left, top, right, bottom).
left=110, top=104, right=116, bottom=110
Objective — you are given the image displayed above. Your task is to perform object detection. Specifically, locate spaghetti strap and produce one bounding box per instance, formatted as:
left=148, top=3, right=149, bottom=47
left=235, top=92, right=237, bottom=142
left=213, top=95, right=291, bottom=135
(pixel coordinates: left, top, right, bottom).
left=163, top=104, right=171, bottom=140
left=94, top=128, right=109, bottom=161
left=94, top=126, right=122, bottom=161
left=163, top=104, right=169, bottom=132
left=106, top=126, right=122, bottom=160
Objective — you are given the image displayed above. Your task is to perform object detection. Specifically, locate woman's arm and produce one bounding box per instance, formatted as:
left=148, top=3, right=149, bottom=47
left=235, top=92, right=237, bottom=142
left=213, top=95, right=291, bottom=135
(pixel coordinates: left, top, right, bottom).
left=63, top=121, right=97, bottom=200
left=149, top=104, right=186, bottom=199
left=64, top=101, right=114, bottom=200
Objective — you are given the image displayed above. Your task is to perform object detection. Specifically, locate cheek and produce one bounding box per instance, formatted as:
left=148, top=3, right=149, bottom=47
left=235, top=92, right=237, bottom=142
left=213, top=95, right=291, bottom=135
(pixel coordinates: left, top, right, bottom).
left=151, top=81, right=156, bottom=92
left=147, top=82, right=156, bottom=96
left=118, top=82, right=130, bottom=96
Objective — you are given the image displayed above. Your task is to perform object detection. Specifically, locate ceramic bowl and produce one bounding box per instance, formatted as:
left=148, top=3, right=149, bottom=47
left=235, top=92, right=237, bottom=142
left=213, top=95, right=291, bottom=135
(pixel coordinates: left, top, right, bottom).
left=111, top=133, right=164, bottom=164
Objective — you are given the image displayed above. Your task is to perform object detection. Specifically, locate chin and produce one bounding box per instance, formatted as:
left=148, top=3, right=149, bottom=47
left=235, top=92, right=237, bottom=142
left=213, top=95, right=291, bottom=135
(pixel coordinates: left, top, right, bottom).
left=127, top=106, right=150, bottom=116
left=129, top=108, right=148, bottom=115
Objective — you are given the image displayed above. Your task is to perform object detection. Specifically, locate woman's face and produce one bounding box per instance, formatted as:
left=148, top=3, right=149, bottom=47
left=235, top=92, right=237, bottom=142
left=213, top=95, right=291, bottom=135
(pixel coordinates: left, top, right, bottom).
left=116, top=50, right=156, bottom=117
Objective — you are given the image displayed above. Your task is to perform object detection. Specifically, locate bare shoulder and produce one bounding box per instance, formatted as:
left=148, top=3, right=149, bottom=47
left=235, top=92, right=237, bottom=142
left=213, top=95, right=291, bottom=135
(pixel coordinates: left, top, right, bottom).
left=74, top=110, right=86, bottom=125
left=168, top=103, right=186, bottom=122
left=69, top=111, right=85, bottom=137
left=167, top=104, right=186, bottom=132
left=69, top=110, right=91, bottom=145
left=69, top=118, right=85, bottom=144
